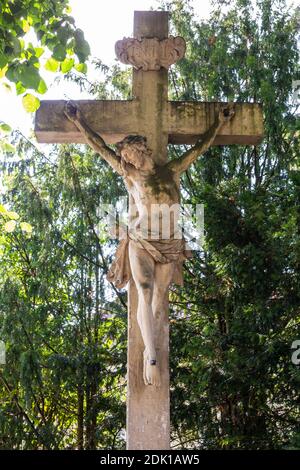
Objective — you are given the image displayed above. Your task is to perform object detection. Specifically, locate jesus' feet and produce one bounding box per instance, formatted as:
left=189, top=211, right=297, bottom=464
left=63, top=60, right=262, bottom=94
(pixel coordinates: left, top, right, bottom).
left=143, top=350, right=161, bottom=387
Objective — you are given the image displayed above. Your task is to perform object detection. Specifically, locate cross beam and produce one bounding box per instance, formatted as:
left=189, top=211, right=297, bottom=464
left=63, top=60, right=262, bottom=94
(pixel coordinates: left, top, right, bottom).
left=34, top=11, right=264, bottom=451
left=35, top=100, right=263, bottom=146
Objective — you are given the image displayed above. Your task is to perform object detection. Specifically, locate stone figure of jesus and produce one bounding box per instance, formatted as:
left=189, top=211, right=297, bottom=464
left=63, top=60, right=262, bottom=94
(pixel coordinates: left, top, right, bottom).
left=64, top=101, right=235, bottom=387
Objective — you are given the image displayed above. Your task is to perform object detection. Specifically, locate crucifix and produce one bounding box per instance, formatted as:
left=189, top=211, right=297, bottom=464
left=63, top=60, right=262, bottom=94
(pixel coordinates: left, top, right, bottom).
left=35, top=11, right=263, bottom=450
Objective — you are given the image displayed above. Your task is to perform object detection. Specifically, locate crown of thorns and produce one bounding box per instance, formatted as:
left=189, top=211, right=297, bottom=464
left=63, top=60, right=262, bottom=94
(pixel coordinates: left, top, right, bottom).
left=116, top=135, right=148, bottom=154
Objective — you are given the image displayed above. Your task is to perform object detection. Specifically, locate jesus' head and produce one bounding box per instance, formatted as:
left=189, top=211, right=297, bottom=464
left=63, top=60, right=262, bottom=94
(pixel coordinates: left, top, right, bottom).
left=116, top=135, right=154, bottom=171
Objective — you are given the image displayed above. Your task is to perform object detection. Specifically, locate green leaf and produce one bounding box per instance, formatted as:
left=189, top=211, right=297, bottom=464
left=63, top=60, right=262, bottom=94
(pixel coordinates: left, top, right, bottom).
left=0, top=123, right=12, bottom=134
left=17, top=63, right=41, bottom=89
left=2, top=142, right=15, bottom=153
left=37, top=78, right=47, bottom=94
left=28, top=55, right=40, bottom=67
left=74, top=29, right=90, bottom=62
left=21, top=19, right=30, bottom=33
left=60, top=58, right=74, bottom=73
left=0, top=65, right=8, bottom=78
left=5, top=65, right=18, bottom=83
left=75, top=40, right=90, bottom=62
left=11, top=37, right=22, bottom=55
left=3, top=220, right=16, bottom=233
left=75, top=63, right=87, bottom=74
left=57, top=25, right=73, bottom=43
left=52, top=45, right=66, bottom=62
left=34, top=47, right=44, bottom=58
left=20, top=222, right=33, bottom=233
left=45, top=57, right=59, bottom=72
left=0, top=54, right=8, bottom=69
left=15, top=81, right=26, bottom=95
left=22, top=93, right=40, bottom=113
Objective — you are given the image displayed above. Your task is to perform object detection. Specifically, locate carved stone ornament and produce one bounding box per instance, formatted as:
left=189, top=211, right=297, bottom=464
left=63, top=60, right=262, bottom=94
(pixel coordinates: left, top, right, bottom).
left=115, top=36, right=186, bottom=71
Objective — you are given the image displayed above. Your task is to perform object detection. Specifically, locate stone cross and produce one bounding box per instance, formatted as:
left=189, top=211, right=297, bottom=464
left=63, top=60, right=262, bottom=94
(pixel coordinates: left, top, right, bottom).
left=35, top=11, right=263, bottom=450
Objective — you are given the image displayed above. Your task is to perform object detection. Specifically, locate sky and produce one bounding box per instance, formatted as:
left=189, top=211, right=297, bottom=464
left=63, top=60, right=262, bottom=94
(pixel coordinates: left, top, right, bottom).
left=0, top=0, right=212, bottom=135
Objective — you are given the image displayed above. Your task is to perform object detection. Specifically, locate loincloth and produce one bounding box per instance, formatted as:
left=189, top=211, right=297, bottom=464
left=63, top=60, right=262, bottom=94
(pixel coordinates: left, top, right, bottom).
left=107, top=230, right=193, bottom=289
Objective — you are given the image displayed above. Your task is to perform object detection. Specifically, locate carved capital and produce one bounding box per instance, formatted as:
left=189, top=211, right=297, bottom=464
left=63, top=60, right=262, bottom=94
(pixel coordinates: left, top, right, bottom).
left=115, top=36, right=186, bottom=71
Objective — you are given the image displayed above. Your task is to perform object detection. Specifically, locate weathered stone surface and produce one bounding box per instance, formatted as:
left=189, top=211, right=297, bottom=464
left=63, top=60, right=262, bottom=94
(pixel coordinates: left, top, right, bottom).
left=167, top=101, right=264, bottom=145
left=35, top=100, right=263, bottom=146
left=126, top=11, right=170, bottom=450
left=115, top=36, right=186, bottom=71
left=35, top=100, right=139, bottom=144
left=127, top=279, right=170, bottom=450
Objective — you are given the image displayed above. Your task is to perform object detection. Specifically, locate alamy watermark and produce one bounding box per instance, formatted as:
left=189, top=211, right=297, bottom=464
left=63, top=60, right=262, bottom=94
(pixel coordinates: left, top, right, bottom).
left=292, top=80, right=300, bottom=106
left=0, top=340, right=5, bottom=365
left=96, top=197, right=204, bottom=251
left=291, top=340, right=300, bottom=366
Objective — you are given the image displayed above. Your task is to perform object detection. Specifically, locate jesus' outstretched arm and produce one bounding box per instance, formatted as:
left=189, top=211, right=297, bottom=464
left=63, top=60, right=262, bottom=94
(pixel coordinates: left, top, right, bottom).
left=64, top=101, right=123, bottom=175
left=168, top=104, right=235, bottom=175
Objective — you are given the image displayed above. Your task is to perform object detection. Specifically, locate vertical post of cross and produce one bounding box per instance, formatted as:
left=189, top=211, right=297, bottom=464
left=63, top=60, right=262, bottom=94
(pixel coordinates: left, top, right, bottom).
left=126, top=11, right=170, bottom=450
left=132, top=11, right=169, bottom=164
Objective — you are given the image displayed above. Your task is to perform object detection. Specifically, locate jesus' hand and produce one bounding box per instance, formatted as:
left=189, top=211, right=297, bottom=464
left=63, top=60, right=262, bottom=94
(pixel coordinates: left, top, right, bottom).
left=218, top=104, right=235, bottom=123
left=64, top=101, right=82, bottom=123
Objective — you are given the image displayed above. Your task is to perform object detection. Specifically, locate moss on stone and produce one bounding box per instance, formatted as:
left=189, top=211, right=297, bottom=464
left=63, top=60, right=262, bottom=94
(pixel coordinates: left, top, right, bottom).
left=145, top=164, right=179, bottom=198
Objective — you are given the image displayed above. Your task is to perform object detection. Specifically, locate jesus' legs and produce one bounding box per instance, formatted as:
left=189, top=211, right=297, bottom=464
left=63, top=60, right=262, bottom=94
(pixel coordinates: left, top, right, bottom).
left=152, top=262, right=174, bottom=320
left=129, top=241, right=160, bottom=386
